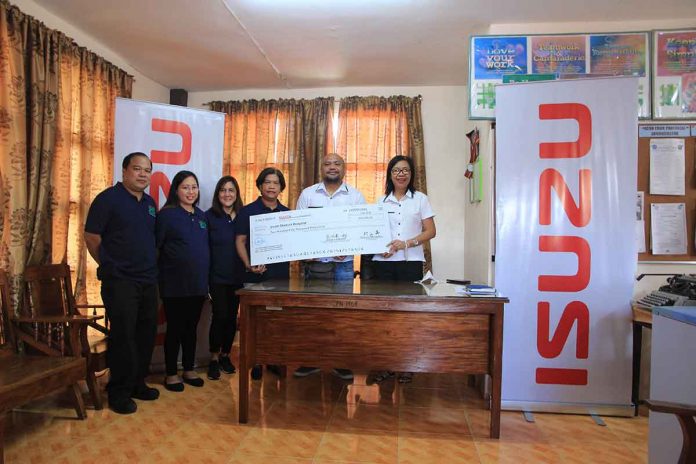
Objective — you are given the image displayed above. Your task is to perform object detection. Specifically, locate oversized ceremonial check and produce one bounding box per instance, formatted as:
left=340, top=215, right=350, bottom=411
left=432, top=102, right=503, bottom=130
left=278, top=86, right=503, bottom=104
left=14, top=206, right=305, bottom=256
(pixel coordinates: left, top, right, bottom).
left=250, top=205, right=392, bottom=265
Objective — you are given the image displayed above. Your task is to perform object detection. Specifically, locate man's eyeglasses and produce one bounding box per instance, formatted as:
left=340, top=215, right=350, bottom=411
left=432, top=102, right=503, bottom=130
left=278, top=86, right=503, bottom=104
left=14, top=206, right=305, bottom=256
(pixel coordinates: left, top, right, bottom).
left=391, top=168, right=411, bottom=175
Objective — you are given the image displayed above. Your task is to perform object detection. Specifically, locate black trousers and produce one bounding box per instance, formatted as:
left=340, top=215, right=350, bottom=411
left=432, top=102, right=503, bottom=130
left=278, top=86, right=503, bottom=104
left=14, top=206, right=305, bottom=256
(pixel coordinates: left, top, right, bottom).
left=209, top=283, right=241, bottom=354
left=101, top=279, right=158, bottom=402
left=372, top=261, right=423, bottom=282
left=162, top=296, right=205, bottom=376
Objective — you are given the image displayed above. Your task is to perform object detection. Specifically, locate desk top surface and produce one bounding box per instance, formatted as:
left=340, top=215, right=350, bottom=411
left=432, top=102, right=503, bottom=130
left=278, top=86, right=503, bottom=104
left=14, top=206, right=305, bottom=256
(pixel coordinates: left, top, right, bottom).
left=653, top=306, right=696, bottom=326
left=237, top=278, right=508, bottom=301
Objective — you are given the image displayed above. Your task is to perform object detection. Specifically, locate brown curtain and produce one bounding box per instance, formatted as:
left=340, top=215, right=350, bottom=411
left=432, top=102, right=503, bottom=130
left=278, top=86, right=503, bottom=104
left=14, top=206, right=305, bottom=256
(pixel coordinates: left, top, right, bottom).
left=209, top=97, right=333, bottom=210
left=336, top=95, right=431, bottom=270
left=0, top=0, right=132, bottom=310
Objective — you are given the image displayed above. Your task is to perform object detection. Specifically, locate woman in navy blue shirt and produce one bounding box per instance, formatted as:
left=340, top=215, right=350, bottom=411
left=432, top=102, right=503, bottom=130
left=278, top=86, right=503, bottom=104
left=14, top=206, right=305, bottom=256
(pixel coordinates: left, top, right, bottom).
left=235, top=167, right=290, bottom=380
left=205, top=176, right=244, bottom=380
left=235, top=167, right=290, bottom=283
left=156, top=170, right=210, bottom=392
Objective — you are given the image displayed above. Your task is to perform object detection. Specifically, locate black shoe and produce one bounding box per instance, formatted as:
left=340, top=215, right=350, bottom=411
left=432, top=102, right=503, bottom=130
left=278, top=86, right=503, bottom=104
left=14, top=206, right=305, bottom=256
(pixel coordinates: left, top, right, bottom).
left=373, top=371, right=395, bottom=383
left=208, top=360, right=221, bottom=380
left=182, top=376, right=204, bottom=387
left=398, top=372, right=414, bottom=384
left=109, top=398, right=137, bottom=414
left=331, top=368, right=354, bottom=381
left=251, top=364, right=263, bottom=380
left=131, top=384, right=160, bottom=401
left=294, top=366, right=321, bottom=377
left=266, top=364, right=283, bottom=377
left=219, top=356, right=236, bottom=374
left=164, top=379, right=185, bottom=392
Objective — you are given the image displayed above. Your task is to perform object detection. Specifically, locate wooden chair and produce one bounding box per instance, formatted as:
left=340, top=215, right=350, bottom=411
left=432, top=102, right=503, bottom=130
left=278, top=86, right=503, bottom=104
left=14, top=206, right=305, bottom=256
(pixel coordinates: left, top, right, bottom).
left=23, top=264, right=107, bottom=410
left=0, top=270, right=91, bottom=464
left=646, top=399, right=696, bottom=464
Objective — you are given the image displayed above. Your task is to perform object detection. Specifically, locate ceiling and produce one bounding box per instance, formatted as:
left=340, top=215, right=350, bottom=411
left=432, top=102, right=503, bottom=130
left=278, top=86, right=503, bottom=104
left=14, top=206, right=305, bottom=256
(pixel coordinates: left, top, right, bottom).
left=34, top=0, right=696, bottom=91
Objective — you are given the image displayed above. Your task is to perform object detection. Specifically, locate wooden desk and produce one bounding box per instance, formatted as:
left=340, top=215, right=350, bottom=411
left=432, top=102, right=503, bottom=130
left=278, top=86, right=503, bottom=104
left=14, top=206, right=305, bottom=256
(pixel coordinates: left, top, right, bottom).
left=632, top=305, right=652, bottom=416
left=237, top=279, right=508, bottom=438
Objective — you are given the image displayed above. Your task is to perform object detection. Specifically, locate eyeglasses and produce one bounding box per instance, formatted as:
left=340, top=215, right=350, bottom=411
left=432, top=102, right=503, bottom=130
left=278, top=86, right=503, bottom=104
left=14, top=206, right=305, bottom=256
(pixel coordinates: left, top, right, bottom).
left=391, top=168, right=411, bottom=175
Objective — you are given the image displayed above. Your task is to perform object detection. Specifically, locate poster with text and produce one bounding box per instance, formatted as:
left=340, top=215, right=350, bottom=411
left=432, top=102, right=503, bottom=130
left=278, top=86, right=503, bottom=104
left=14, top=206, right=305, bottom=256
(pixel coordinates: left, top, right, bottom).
left=470, top=32, right=650, bottom=119
left=531, top=35, right=586, bottom=75
left=114, top=98, right=225, bottom=210
left=495, top=77, right=637, bottom=413
left=653, top=29, right=696, bottom=119
left=470, top=36, right=527, bottom=119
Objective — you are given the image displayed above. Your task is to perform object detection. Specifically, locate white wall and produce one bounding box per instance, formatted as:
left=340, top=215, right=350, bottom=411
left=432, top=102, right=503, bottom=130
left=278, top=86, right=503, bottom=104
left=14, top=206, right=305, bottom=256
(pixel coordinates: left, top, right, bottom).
left=189, top=86, right=471, bottom=281
left=11, top=0, right=170, bottom=103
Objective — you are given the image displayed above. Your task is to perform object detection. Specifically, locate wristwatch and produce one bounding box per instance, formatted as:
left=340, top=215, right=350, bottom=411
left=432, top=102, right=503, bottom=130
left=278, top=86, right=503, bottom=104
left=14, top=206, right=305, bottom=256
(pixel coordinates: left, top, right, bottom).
left=411, top=239, right=419, bottom=247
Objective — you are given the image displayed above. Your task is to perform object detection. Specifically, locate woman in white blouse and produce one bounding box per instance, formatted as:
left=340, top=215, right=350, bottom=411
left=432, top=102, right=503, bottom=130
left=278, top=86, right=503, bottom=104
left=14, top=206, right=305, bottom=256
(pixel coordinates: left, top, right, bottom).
left=372, top=155, right=436, bottom=383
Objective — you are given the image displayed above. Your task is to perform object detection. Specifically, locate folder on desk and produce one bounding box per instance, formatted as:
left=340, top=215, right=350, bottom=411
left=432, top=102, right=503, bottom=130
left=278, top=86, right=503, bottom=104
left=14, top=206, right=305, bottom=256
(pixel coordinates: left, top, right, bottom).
left=456, top=284, right=497, bottom=296
left=467, top=285, right=496, bottom=294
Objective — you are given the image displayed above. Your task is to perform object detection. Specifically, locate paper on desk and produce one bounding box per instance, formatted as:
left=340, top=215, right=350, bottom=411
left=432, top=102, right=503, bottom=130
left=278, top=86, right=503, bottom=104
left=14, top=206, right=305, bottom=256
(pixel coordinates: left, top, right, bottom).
left=651, top=203, right=687, bottom=255
left=649, top=139, right=685, bottom=195
left=414, top=271, right=438, bottom=285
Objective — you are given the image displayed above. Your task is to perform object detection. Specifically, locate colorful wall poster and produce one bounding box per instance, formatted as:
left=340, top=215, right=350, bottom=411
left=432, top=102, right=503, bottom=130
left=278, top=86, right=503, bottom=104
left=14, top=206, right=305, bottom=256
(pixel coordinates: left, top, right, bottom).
left=656, top=31, right=696, bottom=77
left=653, top=29, right=696, bottom=119
left=470, top=32, right=650, bottom=119
left=531, top=35, right=586, bottom=74
left=472, top=36, right=528, bottom=79
left=590, top=34, right=646, bottom=76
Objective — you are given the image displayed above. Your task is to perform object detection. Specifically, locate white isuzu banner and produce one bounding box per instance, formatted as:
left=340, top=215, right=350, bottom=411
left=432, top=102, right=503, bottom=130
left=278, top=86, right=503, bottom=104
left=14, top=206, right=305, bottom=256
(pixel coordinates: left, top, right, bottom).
left=495, top=78, right=638, bottom=412
left=114, top=98, right=225, bottom=210
left=114, top=98, right=225, bottom=369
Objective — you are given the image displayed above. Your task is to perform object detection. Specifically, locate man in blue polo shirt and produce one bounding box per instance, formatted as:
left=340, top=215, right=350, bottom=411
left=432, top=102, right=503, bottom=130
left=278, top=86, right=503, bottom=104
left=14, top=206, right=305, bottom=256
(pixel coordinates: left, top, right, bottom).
left=84, top=152, right=160, bottom=414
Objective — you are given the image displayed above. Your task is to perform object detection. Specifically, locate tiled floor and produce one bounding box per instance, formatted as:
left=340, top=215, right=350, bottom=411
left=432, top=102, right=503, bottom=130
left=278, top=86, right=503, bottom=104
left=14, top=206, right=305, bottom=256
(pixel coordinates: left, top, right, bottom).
left=3, top=369, right=648, bottom=463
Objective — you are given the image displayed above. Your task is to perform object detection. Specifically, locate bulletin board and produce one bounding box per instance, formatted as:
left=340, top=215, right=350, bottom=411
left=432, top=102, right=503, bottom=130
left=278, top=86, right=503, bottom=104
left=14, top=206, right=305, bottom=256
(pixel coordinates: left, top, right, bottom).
left=638, top=125, right=696, bottom=261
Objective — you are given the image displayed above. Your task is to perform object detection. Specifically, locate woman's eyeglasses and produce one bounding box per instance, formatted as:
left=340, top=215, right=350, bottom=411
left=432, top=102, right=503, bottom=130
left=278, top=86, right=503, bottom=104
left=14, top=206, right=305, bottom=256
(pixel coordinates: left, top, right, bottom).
left=391, top=168, right=411, bottom=175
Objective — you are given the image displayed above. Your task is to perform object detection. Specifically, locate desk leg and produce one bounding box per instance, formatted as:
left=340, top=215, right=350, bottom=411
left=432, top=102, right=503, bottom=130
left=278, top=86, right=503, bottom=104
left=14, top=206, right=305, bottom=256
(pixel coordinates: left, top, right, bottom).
left=1, top=412, right=5, bottom=464
left=239, top=302, right=250, bottom=424
left=490, top=310, right=503, bottom=439
left=632, top=322, right=642, bottom=417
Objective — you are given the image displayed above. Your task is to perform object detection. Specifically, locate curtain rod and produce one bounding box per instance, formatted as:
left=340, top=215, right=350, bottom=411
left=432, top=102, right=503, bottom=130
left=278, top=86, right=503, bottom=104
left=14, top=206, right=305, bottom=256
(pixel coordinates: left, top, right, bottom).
left=202, top=94, right=422, bottom=106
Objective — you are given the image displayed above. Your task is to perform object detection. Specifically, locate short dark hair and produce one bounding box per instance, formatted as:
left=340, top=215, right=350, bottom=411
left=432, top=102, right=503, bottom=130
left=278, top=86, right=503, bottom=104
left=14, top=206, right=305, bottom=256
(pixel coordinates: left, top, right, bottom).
left=122, top=152, right=151, bottom=169
left=255, top=167, right=286, bottom=192
left=385, top=155, right=416, bottom=196
left=164, top=170, right=200, bottom=209
left=211, top=175, right=243, bottom=216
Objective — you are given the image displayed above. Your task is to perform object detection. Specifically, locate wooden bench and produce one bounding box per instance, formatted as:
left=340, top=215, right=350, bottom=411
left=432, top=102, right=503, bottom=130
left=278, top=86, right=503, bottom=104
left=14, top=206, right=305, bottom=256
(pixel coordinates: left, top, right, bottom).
left=0, top=271, right=91, bottom=464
